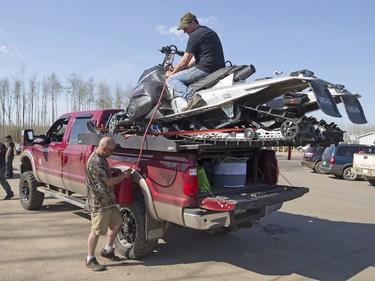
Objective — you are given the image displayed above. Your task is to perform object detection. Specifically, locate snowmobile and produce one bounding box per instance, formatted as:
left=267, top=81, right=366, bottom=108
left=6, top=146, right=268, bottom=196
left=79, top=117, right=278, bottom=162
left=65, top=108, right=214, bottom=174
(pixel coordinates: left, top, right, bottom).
left=106, top=45, right=367, bottom=146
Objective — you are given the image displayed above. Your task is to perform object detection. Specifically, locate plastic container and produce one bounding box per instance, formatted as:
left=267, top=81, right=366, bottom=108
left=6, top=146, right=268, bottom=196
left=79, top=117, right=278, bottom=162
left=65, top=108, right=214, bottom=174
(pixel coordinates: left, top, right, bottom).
left=212, top=157, right=247, bottom=188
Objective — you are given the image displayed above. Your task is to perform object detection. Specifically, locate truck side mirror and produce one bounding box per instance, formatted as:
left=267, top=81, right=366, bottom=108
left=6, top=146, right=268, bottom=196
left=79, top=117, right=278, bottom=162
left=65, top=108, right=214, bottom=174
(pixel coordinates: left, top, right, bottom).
left=21, top=129, right=34, bottom=145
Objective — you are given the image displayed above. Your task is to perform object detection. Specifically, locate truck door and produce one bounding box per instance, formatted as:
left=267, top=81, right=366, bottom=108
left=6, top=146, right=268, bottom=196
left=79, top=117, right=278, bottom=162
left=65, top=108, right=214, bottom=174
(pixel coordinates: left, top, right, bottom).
left=36, top=116, right=70, bottom=188
left=61, top=114, right=93, bottom=195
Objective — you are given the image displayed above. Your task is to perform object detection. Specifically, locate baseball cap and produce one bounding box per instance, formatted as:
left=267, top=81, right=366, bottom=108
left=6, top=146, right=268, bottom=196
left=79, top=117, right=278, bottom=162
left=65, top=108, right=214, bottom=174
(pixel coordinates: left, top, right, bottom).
left=177, top=12, right=197, bottom=30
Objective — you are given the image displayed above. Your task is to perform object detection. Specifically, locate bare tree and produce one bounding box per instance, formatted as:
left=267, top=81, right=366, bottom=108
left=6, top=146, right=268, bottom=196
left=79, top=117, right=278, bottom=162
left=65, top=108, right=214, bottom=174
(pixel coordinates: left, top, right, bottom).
left=85, top=77, right=95, bottom=110
left=114, top=83, right=124, bottom=109
left=0, top=78, right=11, bottom=127
left=44, top=73, right=63, bottom=121
left=42, top=78, right=49, bottom=127
left=28, top=74, right=39, bottom=126
left=66, top=73, right=81, bottom=112
left=95, top=81, right=112, bottom=109
left=123, top=82, right=133, bottom=109
left=10, top=76, right=22, bottom=127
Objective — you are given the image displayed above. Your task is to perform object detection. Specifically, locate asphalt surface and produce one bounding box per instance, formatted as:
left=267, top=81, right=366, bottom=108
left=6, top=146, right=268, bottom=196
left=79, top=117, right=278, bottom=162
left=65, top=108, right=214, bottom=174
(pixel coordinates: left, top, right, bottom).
left=0, top=153, right=374, bottom=281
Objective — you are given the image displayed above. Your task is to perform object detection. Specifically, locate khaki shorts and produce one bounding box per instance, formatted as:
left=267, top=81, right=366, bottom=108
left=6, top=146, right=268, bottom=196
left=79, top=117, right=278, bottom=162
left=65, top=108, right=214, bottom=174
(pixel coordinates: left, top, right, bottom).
left=91, top=208, right=123, bottom=236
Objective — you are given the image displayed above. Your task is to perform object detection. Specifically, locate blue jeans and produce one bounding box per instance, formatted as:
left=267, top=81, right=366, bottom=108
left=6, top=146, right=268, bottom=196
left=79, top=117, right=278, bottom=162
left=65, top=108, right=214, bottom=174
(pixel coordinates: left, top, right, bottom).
left=0, top=166, right=13, bottom=196
left=166, top=67, right=208, bottom=101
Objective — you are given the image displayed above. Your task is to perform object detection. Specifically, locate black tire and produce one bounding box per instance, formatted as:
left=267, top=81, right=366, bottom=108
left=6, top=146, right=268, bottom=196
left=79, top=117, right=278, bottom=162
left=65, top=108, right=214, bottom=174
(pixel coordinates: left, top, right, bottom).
left=205, top=228, right=230, bottom=235
left=313, top=161, right=323, bottom=174
left=368, top=179, right=375, bottom=186
left=19, top=171, right=45, bottom=210
left=114, top=191, right=158, bottom=259
left=342, top=166, right=358, bottom=181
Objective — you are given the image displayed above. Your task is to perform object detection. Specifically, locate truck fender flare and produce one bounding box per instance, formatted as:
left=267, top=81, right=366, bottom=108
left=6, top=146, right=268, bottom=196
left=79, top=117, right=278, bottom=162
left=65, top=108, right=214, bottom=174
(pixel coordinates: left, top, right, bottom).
left=19, top=151, right=43, bottom=183
left=112, top=164, right=160, bottom=221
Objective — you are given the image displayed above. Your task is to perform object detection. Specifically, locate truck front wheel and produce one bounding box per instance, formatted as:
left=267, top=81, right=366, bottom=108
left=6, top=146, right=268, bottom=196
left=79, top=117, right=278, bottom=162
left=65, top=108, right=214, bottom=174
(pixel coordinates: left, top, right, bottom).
left=115, top=192, right=158, bottom=259
left=19, top=171, right=45, bottom=210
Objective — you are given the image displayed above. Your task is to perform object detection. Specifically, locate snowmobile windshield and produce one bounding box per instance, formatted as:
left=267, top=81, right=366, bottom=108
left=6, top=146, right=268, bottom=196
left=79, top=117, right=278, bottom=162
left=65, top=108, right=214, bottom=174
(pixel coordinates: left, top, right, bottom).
left=136, top=66, right=166, bottom=85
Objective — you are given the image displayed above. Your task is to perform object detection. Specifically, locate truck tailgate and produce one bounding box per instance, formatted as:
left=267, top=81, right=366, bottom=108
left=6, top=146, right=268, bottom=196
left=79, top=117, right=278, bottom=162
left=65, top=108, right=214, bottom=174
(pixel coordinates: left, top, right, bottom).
left=184, top=185, right=309, bottom=231
left=353, top=153, right=375, bottom=176
left=353, top=153, right=375, bottom=169
left=200, top=185, right=309, bottom=211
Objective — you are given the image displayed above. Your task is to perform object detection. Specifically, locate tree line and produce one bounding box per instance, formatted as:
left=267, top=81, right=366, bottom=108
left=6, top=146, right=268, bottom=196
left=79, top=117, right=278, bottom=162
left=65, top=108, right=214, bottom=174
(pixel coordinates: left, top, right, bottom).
left=0, top=69, right=134, bottom=142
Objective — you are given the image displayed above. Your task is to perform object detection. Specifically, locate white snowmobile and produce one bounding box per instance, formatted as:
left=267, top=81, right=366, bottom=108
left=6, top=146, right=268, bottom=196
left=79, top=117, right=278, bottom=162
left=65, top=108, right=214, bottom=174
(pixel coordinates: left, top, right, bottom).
left=106, top=45, right=366, bottom=146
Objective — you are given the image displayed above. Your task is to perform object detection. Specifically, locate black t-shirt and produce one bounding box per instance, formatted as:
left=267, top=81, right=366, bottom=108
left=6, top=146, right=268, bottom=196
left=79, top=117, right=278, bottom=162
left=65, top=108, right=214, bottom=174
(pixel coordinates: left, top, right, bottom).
left=0, top=143, right=6, bottom=166
left=186, top=26, right=225, bottom=73
left=7, top=141, right=14, bottom=160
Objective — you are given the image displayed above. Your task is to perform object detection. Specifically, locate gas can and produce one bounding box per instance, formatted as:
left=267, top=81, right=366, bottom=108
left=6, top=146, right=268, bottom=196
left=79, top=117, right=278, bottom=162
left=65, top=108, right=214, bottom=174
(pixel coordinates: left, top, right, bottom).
left=115, top=177, right=133, bottom=204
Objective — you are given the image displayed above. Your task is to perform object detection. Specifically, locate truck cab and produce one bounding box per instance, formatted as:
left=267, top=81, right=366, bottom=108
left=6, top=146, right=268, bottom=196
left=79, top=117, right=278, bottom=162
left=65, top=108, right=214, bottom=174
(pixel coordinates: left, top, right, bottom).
left=20, top=109, right=121, bottom=195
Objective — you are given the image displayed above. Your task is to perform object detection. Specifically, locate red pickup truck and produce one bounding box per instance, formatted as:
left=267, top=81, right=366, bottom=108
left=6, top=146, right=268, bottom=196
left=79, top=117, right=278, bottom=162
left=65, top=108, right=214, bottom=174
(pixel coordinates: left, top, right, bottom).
left=19, top=109, right=308, bottom=259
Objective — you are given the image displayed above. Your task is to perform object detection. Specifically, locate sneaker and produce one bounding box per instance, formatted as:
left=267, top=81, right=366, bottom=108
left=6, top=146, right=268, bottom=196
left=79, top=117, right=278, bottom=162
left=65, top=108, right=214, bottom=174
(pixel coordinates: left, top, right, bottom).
left=100, top=248, right=121, bottom=261
left=3, top=193, right=14, bottom=200
left=86, top=257, right=106, bottom=271
left=182, top=94, right=207, bottom=112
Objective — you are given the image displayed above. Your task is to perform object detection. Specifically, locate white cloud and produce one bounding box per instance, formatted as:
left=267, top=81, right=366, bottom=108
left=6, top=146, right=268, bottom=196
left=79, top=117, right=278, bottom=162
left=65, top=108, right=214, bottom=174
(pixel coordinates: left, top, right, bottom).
left=0, top=45, right=12, bottom=56
left=156, top=24, right=183, bottom=37
left=155, top=25, right=168, bottom=35
left=169, top=26, right=182, bottom=37
left=199, top=16, right=217, bottom=26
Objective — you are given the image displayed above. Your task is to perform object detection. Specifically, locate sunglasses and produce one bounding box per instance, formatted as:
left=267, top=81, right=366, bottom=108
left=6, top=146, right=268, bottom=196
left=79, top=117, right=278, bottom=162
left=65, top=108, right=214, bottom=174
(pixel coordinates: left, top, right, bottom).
left=183, top=22, right=191, bottom=31
left=102, top=144, right=115, bottom=153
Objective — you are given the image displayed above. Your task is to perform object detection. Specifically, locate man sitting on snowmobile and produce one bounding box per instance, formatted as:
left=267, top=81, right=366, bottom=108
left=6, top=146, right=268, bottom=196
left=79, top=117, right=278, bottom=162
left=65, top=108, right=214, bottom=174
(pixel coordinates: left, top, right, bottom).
left=165, top=12, right=225, bottom=111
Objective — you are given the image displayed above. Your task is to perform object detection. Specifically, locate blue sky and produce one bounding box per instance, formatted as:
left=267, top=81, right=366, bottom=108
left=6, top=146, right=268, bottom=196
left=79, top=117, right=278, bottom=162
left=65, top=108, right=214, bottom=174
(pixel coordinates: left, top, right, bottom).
left=1, top=0, right=374, bottom=127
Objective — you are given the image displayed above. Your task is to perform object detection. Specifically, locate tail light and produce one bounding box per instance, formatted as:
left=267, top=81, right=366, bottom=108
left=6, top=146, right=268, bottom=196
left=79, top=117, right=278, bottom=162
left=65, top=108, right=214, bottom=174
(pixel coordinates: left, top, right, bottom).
left=330, top=155, right=335, bottom=164
left=183, top=168, right=198, bottom=196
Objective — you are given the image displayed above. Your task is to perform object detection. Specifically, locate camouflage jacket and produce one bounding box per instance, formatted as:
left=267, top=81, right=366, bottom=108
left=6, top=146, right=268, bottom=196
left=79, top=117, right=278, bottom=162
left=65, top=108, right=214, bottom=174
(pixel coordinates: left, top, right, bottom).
left=86, top=152, right=116, bottom=212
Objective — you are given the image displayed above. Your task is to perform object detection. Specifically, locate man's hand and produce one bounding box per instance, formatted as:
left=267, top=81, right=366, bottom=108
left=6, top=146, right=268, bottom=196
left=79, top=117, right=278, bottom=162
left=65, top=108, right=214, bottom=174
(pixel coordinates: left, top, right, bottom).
left=165, top=65, right=175, bottom=78
left=123, top=168, right=133, bottom=177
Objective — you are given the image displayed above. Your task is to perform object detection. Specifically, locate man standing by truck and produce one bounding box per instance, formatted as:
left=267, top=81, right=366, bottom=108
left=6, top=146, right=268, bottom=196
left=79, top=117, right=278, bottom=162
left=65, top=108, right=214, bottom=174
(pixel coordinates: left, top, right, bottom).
left=4, top=135, right=15, bottom=179
left=0, top=139, right=14, bottom=200
left=86, top=136, right=132, bottom=271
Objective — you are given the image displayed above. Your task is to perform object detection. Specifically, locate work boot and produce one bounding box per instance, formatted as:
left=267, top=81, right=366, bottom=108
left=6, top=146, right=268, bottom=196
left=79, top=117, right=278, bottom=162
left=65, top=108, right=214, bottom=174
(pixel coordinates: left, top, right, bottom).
left=3, top=193, right=14, bottom=200
left=182, top=94, right=207, bottom=112
left=100, top=248, right=121, bottom=261
left=85, top=257, right=106, bottom=271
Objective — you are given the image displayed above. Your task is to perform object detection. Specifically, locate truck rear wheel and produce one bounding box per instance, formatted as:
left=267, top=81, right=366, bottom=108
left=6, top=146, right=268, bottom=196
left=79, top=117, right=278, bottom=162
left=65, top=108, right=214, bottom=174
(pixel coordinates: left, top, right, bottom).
left=115, top=192, right=158, bottom=259
left=19, top=171, right=45, bottom=210
left=368, top=179, right=375, bottom=186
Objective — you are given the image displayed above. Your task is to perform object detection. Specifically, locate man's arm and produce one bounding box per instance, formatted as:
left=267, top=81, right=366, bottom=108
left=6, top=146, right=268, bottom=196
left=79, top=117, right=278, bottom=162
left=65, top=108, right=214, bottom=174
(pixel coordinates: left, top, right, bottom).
left=165, top=52, right=194, bottom=78
left=103, top=168, right=133, bottom=187
left=6, top=145, right=11, bottom=160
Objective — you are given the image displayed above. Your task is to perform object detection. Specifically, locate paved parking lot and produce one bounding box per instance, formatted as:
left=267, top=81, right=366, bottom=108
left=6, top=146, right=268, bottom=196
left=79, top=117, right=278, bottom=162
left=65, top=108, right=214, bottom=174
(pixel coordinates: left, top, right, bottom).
left=0, top=153, right=374, bottom=281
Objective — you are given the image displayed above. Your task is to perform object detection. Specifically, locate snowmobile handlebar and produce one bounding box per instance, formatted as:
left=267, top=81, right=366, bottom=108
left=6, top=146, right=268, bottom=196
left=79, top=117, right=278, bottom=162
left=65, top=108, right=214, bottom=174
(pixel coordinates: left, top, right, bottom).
left=159, top=45, right=185, bottom=57
left=159, top=45, right=185, bottom=68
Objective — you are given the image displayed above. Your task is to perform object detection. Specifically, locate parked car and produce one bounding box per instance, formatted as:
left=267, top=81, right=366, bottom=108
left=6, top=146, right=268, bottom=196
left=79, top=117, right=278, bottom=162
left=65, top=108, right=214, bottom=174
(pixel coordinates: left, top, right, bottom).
left=15, top=144, right=23, bottom=155
left=320, top=143, right=375, bottom=180
left=300, top=145, right=327, bottom=174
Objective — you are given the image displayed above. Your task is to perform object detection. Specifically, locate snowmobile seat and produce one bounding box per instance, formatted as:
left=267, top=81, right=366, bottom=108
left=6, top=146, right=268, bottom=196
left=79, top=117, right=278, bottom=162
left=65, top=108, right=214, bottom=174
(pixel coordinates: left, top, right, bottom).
left=189, top=65, right=256, bottom=92
left=189, top=66, right=236, bottom=92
